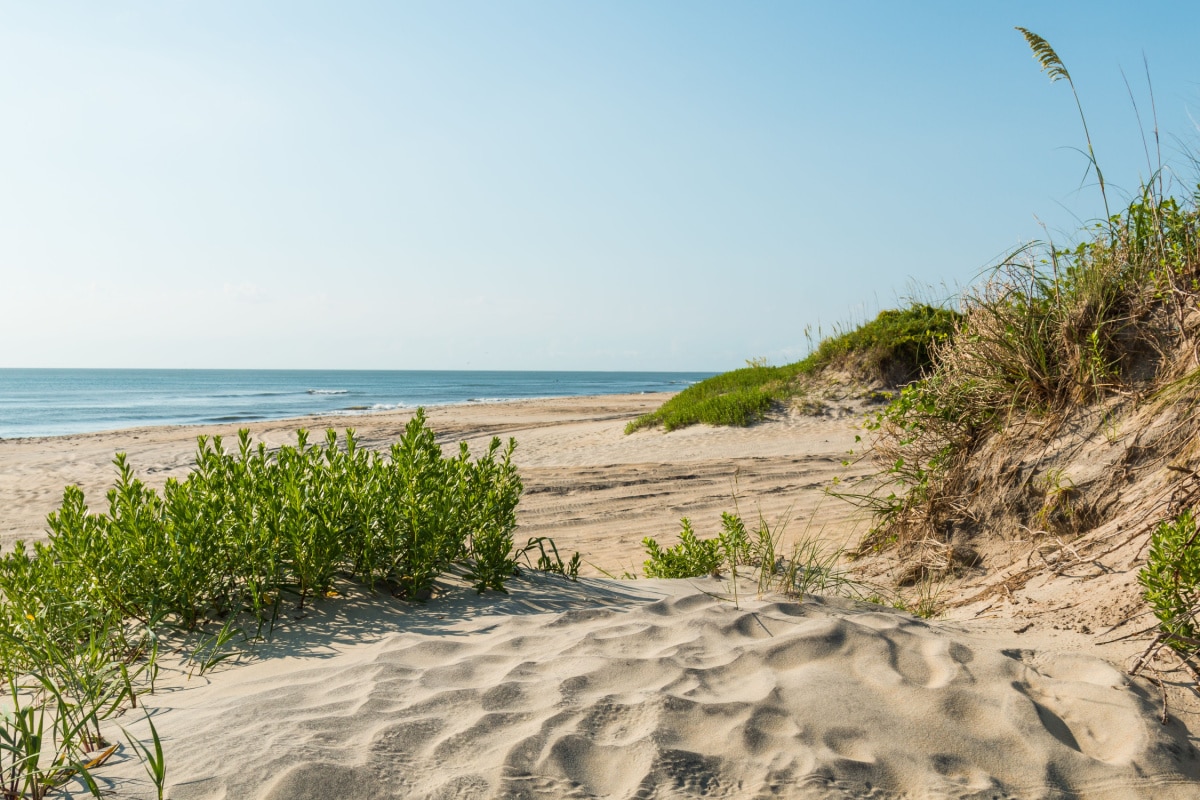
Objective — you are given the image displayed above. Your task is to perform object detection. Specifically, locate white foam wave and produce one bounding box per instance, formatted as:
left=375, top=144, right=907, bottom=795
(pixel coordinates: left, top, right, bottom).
left=326, top=402, right=411, bottom=415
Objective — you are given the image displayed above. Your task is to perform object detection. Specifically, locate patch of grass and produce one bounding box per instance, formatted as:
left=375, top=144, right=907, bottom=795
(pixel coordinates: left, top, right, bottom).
left=805, top=304, right=961, bottom=385
left=626, top=303, right=959, bottom=433
left=626, top=361, right=803, bottom=432
left=632, top=381, right=781, bottom=433
left=861, top=582, right=943, bottom=619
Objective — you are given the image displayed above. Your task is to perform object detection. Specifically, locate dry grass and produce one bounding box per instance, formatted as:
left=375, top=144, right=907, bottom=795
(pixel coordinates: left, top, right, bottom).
left=861, top=185, right=1199, bottom=555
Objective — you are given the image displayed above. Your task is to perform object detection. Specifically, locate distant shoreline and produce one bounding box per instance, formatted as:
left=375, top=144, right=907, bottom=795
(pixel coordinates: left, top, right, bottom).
left=0, top=369, right=712, bottom=439
left=0, top=390, right=677, bottom=443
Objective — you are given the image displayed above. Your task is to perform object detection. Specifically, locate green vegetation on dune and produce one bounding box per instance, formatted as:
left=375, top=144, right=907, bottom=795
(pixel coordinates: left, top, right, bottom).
left=1140, top=511, right=1200, bottom=650
left=0, top=411, right=576, bottom=798
left=640, top=510, right=937, bottom=616
left=635, top=30, right=1200, bottom=652
left=626, top=303, right=960, bottom=433
left=851, top=31, right=1200, bottom=659
left=860, top=33, right=1200, bottom=555
left=625, top=362, right=801, bottom=433
left=806, top=304, right=962, bottom=384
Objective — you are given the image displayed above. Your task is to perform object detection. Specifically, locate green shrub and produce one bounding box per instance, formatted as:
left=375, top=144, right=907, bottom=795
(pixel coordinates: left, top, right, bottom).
left=0, top=410, right=571, bottom=797
left=1139, top=510, right=1200, bottom=650
left=643, top=519, right=722, bottom=578
left=642, top=513, right=750, bottom=578
left=26, top=409, right=531, bottom=621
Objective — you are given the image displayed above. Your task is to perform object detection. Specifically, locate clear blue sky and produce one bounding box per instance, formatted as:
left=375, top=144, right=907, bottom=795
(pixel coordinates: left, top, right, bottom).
left=2, top=2, right=1198, bottom=371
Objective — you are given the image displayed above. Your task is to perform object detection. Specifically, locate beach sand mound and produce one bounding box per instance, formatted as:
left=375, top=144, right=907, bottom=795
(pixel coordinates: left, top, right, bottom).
left=100, top=578, right=1199, bottom=800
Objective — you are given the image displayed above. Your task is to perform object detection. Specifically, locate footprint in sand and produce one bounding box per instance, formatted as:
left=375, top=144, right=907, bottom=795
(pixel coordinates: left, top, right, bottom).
left=741, top=705, right=802, bottom=755
left=543, top=732, right=656, bottom=797
left=853, top=628, right=969, bottom=690
left=895, top=634, right=972, bottom=689
left=1005, top=657, right=1148, bottom=766
left=761, top=617, right=848, bottom=668
left=997, top=648, right=1165, bottom=766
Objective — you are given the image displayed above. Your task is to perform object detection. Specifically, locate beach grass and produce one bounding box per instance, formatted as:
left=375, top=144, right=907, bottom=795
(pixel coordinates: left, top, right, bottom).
left=861, top=33, right=1199, bottom=549
left=851, top=31, right=1200, bottom=651
left=639, top=510, right=943, bottom=615
left=625, top=303, right=960, bottom=433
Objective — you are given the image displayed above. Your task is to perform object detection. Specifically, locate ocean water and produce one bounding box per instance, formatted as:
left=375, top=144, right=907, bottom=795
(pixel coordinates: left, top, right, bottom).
left=0, top=369, right=713, bottom=439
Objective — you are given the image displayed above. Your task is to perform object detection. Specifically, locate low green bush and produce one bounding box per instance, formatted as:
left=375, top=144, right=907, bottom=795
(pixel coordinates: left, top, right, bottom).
left=643, top=519, right=722, bottom=578
left=0, top=410, right=573, bottom=798
left=1139, top=510, right=1200, bottom=650
left=25, top=411, right=526, bottom=632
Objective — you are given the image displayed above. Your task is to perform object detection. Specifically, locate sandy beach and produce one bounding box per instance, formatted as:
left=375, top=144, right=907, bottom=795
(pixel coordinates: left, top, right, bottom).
left=0, top=393, right=872, bottom=576
left=4, top=394, right=1199, bottom=798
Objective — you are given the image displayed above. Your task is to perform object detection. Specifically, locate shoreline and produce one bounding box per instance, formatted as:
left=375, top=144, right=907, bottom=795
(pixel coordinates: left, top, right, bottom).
left=0, top=390, right=677, bottom=443
left=0, top=367, right=712, bottom=440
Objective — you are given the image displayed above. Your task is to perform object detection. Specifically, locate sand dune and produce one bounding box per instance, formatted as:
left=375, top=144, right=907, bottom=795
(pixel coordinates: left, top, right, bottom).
left=7, top=394, right=1199, bottom=797
left=98, top=577, right=1200, bottom=799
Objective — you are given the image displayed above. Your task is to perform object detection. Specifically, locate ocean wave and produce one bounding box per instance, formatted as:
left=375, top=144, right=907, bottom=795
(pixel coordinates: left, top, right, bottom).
left=331, top=402, right=411, bottom=414
left=212, top=391, right=293, bottom=398
left=307, top=389, right=349, bottom=395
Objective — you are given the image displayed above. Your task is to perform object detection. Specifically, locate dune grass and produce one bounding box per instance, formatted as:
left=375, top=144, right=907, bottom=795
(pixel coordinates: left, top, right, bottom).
left=859, top=34, right=1200, bottom=556
left=625, top=363, right=801, bottom=433
left=637, top=30, right=1200, bottom=648
left=625, top=303, right=960, bottom=433
left=848, top=32, right=1200, bottom=664
left=0, top=410, right=575, bottom=798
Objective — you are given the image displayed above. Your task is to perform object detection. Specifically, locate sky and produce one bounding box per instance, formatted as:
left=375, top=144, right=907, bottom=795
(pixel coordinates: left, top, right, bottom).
left=2, top=2, right=1198, bottom=371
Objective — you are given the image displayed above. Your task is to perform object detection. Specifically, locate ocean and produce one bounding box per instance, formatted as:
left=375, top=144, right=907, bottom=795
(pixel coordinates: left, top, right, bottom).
left=0, top=369, right=713, bottom=439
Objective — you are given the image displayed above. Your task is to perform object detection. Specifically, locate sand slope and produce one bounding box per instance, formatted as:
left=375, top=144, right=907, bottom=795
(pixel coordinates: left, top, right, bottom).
left=11, top=394, right=1198, bottom=797
left=95, top=577, right=1200, bottom=800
